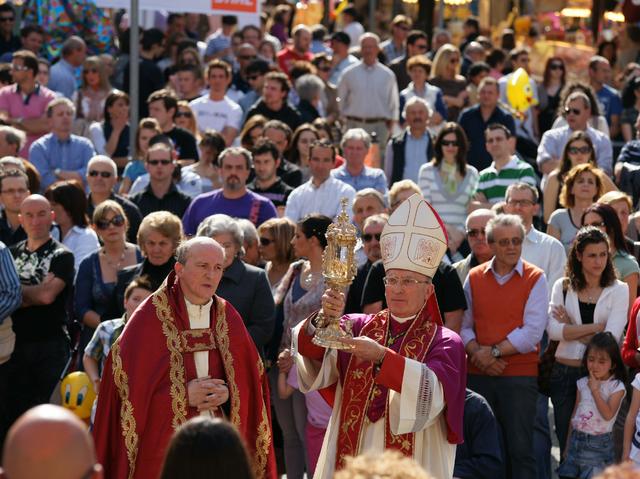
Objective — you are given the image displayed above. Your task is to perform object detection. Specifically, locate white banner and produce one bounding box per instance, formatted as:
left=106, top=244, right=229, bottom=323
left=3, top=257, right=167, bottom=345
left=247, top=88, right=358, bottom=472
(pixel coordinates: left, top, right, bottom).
left=95, top=0, right=260, bottom=19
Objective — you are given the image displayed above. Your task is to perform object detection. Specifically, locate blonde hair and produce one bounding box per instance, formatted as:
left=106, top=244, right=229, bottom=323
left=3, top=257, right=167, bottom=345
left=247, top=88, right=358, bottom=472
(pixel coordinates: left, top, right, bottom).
left=389, top=180, right=422, bottom=209
left=430, top=43, right=461, bottom=79
left=334, top=451, right=434, bottom=479
left=257, top=217, right=296, bottom=264
left=137, top=211, right=184, bottom=253
left=92, top=199, right=128, bottom=236
left=598, top=190, right=632, bottom=211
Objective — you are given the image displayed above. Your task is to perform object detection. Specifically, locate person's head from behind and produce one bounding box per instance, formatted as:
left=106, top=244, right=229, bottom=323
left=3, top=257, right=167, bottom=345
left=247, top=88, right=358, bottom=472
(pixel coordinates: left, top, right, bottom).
left=334, top=450, right=434, bottom=479
left=566, top=226, right=616, bottom=291
left=123, top=276, right=153, bottom=318
left=0, top=404, right=103, bottom=479
left=44, top=180, right=89, bottom=230
left=159, top=417, right=255, bottom=479
left=582, top=331, right=626, bottom=383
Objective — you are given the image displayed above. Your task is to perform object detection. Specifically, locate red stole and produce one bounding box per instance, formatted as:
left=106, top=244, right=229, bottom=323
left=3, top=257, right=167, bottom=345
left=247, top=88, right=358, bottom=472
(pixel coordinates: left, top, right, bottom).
left=93, top=271, right=277, bottom=479
left=335, top=297, right=439, bottom=470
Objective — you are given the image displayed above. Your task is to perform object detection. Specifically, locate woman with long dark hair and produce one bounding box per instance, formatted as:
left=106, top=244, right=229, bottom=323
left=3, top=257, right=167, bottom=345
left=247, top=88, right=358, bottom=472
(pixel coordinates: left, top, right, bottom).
left=44, top=180, right=100, bottom=272
left=287, top=124, right=320, bottom=182
left=418, top=122, right=478, bottom=259
left=538, top=57, right=566, bottom=135
left=547, top=227, right=628, bottom=458
left=582, top=203, right=640, bottom=309
left=89, top=90, right=131, bottom=170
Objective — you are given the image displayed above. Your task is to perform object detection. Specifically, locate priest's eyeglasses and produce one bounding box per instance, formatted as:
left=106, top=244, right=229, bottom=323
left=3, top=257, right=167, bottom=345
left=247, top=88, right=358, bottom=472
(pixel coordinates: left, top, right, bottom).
left=383, top=277, right=430, bottom=288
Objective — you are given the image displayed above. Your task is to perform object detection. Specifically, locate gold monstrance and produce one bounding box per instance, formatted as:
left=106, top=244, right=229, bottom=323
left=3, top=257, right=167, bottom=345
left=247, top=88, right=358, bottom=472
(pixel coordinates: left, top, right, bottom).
left=312, top=198, right=358, bottom=350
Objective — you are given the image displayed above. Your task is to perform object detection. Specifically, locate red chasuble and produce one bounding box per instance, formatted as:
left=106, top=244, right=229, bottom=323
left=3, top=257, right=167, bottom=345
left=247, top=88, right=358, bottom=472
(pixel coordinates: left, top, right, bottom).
left=93, top=271, right=277, bottom=479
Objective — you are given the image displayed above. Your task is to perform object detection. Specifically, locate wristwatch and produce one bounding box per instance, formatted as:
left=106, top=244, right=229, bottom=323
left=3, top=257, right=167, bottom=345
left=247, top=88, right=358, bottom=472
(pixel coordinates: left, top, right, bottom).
left=491, top=345, right=502, bottom=358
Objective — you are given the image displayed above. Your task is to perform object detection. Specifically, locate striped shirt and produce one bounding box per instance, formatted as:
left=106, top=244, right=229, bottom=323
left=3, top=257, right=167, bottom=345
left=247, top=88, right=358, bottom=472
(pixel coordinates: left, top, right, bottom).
left=418, top=163, right=479, bottom=231
left=0, top=241, right=21, bottom=323
left=476, top=156, right=537, bottom=204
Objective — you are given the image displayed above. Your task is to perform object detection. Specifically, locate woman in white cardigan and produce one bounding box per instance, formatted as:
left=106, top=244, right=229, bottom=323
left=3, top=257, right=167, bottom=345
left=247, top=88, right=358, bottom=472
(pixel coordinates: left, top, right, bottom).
left=547, top=226, right=629, bottom=457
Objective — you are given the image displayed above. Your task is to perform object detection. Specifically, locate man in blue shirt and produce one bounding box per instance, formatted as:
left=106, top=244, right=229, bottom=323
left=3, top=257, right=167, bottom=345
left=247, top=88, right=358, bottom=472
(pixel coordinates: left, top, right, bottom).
left=47, top=36, right=86, bottom=99
left=459, top=77, right=516, bottom=171
left=589, top=55, right=622, bottom=138
left=29, top=97, right=95, bottom=191
left=332, top=128, right=388, bottom=197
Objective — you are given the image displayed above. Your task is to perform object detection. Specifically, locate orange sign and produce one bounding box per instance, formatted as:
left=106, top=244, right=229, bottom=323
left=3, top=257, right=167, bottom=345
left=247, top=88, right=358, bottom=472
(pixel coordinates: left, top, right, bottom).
left=211, top=0, right=257, bottom=14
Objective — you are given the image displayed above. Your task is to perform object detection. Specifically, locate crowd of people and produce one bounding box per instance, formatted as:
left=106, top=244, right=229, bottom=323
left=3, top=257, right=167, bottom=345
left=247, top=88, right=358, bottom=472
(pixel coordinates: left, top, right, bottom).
left=3, top=3, right=640, bottom=479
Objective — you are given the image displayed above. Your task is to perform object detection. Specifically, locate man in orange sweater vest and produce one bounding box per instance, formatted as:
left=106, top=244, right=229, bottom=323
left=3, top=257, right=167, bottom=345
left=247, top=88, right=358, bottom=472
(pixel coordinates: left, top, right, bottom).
left=460, top=214, right=548, bottom=479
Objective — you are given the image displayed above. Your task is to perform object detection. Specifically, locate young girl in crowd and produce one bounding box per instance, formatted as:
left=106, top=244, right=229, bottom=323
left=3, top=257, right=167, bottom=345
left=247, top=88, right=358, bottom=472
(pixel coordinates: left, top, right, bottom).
left=558, top=332, right=627, bottom=479
left=623, top=349, right=640, bottom=465
left=277, top=348, right=331, bottom=478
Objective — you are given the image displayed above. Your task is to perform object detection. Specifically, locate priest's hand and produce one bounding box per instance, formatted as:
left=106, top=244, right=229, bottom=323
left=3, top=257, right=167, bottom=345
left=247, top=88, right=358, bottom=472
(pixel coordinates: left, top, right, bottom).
left=322, top=289, right=345, bottom=318
left=337, top=336, right=387, bottom=364
left=188, top=377, right=228, bottom=410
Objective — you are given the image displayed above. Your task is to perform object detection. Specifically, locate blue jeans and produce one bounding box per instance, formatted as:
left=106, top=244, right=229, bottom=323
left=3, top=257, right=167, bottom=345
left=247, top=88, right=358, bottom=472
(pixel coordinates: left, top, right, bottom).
left=557, top=430, right=613, bottom=479
left=549, top=362, right=585, bottom=457
left=467, top=374, right=538, bottom=479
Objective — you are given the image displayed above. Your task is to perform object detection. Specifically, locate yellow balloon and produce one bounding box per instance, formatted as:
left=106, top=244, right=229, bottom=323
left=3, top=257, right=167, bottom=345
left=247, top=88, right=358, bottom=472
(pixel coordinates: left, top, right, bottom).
left=506, top=68, right=539, bottom=114
left=60, top=372, right=96, bottom=421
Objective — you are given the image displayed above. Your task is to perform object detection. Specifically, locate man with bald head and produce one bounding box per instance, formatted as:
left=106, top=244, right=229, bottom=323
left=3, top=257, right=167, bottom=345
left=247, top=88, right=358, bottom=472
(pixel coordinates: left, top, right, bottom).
left=93, top=237, right=276, bottom=479
left=1, top=404, right=103, bottom=479
left=7, top=194, right=74, bottom=426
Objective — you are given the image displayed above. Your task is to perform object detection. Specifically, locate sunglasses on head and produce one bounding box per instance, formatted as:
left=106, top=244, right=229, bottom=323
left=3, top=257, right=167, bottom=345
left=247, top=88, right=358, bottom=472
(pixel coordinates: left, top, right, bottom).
left=441, top=140, right=459, bottom=147
left=96, top=214, right=125, bottom=230
left=88, top=170, right=113, bottom=178
left=175, top=111, right=192, bottom=118
left=259, top=237, right=274, bottom=246
left=568, top=145, right=591, bottom=155
left=362, top=233, right=381, bottom=242
left=147, top=159, right=173, bottom=166
left=564, top=107, right=582, bottom=116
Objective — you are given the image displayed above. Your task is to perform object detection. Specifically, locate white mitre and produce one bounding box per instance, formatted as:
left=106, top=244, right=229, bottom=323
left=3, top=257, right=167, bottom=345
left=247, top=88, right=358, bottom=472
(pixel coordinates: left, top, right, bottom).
left=380, top=193, right=448, bottom=278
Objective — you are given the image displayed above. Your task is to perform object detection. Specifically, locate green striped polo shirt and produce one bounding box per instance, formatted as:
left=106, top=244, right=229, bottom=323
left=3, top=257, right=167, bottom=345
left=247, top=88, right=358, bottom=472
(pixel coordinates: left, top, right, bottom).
left=476, top=156, right=538, bottom=204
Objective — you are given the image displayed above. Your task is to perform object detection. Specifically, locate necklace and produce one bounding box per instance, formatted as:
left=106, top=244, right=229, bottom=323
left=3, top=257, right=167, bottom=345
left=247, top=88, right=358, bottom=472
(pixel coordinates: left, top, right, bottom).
left=582, top=286, right=601, bottom=304
left=101, top=245, right=127, bottom=270
left=302, top=263, right=322, bottom=288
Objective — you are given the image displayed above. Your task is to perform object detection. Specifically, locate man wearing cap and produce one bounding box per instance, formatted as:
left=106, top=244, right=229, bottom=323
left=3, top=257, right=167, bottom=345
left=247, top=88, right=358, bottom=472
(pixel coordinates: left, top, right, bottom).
left=292, top=193, right=466, bottom=479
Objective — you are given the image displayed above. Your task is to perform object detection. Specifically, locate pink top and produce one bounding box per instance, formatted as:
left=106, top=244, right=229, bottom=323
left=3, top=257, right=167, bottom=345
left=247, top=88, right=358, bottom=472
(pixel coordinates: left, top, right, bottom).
left=0, top=84, right=57, bottom=157
left=288, top=364, right=332, bottom=429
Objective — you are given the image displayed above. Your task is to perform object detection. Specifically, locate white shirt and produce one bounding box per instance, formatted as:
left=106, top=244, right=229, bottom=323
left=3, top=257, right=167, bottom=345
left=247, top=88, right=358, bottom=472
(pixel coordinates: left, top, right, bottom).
left=337, top=61, right=399, bottom=120
left=63, top=226, right=100, bottom=274
left=189, top=95, right=242, bottom=134
left=521, top=227, right=567, bottom=295
left=185, top=297, right=214, bottom=417
left=547, top=277, right=629, bottom=361
left=284, top=176, right=356, bottom=222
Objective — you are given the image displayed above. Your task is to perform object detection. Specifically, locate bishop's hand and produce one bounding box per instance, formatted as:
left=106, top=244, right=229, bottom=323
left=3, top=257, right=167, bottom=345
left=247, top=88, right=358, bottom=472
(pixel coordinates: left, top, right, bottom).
left=187, top=377, right=229, bottom=411
left=337, top=336, right=387, bottom=364
left=321, top=289, right=345, bottom=319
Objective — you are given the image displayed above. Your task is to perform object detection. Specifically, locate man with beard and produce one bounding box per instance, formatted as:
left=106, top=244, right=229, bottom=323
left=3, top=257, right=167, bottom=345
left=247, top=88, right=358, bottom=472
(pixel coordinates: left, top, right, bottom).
left=182, top=146, right=277, bottom=236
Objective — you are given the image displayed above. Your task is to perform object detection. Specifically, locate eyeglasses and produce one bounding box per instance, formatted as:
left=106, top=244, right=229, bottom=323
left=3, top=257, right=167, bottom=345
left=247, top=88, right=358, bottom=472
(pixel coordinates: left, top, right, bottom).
left=147, top=159, right=173, bottom=166
left=564, top=107, right=582, bottom=116
left=362, top=233, right=381, bottom=242
left=88, top=170, right=113, bottom=178
left=175, top=111, right=193, bottom=118
left=383, top=276, right=431, bottom=288
left=550, top=63, right=564, bottom=70
left=506, top=199, right=535, bottom=207
left=466, top=228, right=486, bottom=238
left=441, top=140, right=459, bottom=147
left=247, top=75, right=262, bottom=80
left=0, top=187, right=28, bottom=196
left=490, top=237, right=523, bottom=247
left=0, top=16, right=14, bottom=22
left=238, top=55, right=256, bottom=61
left=568, top=146, right=591, bottom=155
left=585, top=221, right=606, bottom=228
left=96, top=214, right=126, bottom=230
left=84, top=68, right=99, bottom=74
left=10, top=64, right=29, bottom=72
left=259, top=237, right=274, bottom=246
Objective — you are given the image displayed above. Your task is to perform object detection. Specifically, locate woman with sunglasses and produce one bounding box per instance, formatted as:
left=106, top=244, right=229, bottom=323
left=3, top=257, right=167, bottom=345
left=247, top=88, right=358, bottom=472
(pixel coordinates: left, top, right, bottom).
left=269, top=214, right=331, bottom=479
left=44, top=180, right=100, bottom=273
left=72, top=56, right=114, bottom=137
left=582, top=202, right=639, bottom=310
left=543, top=131, right=617, bottom=223
left=175, top=101, right=200, bottom=140
left=546, top=226, right=628, bottom=459
left=89, top=91, right=131, bottom=171
left=548, top=163, right=606, bottom=252
left=257, top=217, right=296, bottom=295
left=419, top=122, right=478, bottom=260
left=429, top=44, right=468, bottom=121
left=538, top=57, right=566, bottom=135
left=75, top=200, right=142, bottom=363
left=287, top=124, right=320, bottom=182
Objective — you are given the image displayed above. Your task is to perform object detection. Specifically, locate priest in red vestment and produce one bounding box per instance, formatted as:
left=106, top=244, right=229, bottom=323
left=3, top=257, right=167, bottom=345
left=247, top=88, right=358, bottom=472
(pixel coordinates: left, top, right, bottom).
left=292, top=193, right=467, bottom=479
left=93, top=237, right=277, bottom=479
